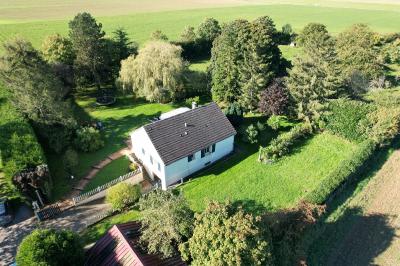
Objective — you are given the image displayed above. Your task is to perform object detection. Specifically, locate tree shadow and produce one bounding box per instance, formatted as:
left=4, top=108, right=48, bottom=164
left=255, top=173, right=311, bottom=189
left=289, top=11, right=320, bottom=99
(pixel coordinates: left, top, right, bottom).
left=232, top=199, right=272, bottom=216
left=308, top=207, right=397, bottom=266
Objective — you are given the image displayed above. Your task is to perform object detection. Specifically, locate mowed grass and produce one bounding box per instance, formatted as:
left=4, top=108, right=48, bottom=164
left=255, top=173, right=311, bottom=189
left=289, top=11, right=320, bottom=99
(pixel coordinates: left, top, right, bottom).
left=182, top=132, right=357, bottom=212
left=0, top=4, right=400, bottom=53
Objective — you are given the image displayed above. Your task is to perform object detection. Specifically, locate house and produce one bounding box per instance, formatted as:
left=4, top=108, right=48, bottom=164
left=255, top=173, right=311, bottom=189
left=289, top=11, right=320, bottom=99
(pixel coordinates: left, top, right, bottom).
left=85, top=221, right=186, bottom=266
left=130, top=102, right=237, bottom=190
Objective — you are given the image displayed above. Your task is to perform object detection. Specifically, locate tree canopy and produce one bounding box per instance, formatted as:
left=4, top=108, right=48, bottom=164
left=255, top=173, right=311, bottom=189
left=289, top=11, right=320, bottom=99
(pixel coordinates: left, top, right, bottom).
left=16, top=229, right=84, bottom=266
left=137, top=189, right=194, bottom=258
left=119, top=40, right=186, bottom=103
left=41, top=34, right=75, bottom=65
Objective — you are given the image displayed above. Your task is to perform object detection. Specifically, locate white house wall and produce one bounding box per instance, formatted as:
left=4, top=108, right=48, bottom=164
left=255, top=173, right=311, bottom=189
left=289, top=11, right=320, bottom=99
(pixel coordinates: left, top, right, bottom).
left=130, top=128, right=166, bottom=185
left=164, top=135, right=235, bottom=188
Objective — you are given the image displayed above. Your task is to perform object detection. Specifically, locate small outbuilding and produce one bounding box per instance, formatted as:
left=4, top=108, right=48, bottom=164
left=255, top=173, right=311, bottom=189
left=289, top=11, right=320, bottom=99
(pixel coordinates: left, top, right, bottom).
left=130, top=102, right=237, bottom=190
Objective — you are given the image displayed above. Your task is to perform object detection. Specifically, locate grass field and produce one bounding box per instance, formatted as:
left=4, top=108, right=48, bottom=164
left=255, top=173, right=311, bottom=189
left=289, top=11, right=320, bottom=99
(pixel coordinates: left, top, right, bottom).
left=181, top=132, right=357, bottom=212
left=0, top=3, right=399, bottom=54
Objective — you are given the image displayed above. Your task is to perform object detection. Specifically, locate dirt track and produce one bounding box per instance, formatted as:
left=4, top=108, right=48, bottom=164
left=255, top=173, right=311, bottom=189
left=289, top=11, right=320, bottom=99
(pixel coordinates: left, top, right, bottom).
left=326, top=150, right=400, bottom=266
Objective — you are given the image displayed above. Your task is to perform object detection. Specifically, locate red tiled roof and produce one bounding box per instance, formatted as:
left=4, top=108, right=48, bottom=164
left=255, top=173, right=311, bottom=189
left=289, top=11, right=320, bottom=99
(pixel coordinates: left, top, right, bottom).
left=85, top=221, right=187, bottom=266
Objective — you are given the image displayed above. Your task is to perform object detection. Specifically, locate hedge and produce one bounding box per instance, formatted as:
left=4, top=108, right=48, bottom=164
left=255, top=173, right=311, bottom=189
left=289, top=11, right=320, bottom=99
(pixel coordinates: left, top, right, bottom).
left=304, top=139, right=376, bottom=204
left=0, top=84, right=46, bottom=199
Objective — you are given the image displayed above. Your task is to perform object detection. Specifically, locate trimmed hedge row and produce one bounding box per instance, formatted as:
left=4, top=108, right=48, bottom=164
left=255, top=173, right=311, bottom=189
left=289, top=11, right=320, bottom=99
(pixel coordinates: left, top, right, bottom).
left=259, top=122, right=313, bottom=162
left=304, top=139, right=376, bottom=204
left=0, top=84, right=46, bottom=199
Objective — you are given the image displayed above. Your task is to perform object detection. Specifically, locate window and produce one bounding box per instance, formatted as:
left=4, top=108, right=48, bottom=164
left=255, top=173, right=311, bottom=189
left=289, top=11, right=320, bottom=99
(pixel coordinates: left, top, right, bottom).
left=212, top=143, right=216, bottom=153
left=158, top=162, right=161, bottom=171
left=188, top=154, right=195, bottom=162
left=201, top=146, right=211, bottom=158
left=150, top=155, right=153, bottom=164
left=141, top=148, right=145, bottom=155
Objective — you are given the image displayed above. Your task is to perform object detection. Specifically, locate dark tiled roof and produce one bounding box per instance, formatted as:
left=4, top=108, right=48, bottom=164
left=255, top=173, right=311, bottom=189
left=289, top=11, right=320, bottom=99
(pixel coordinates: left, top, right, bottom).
left=143, top=102, right=236, bottom=165
left=85, top=221, right=186, bottom=266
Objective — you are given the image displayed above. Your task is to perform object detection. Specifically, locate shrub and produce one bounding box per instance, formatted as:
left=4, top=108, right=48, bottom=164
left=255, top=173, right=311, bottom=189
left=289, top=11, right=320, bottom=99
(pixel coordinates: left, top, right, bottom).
left=74, top=126, right=104, bottom=152
left=304, top=140, right=376, bottom=204
left=63, top=148, right=78, bottom=174
left=184, top=96, right=200, bottom=108
left=257, top=121, right=266, bottom=131
left=259, top=122, right=313, bottom=162
left=16, top=229, right=84, bottom=266
left=244, top=124, right=259, bottom=144
left=259, top=78, right=290, bottom=116
left=323, top=99, right=373, bottom=142
left=267, top=115, right=294, bottom=130
left=129, top=162, right=138, bottom=171
left=106, top=182, right=141, bottom=211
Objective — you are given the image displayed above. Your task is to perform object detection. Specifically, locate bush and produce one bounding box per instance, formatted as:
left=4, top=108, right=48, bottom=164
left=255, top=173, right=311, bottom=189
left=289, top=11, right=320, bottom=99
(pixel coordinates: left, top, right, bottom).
left=243, top=124, right=259, bottom=144
left=267, top=115, right=294, bottom=130
left=184, top=96, right=200, bottom=108
left=63, top=148, right=78, bottom=174
left=259, top=123, right=313, bottom=162
left=257, top=121, right=266, bottom=131
left=106, top=182, right=141, bottom=211
left=74, top=126, right=104, bottom=152
left=129, top=162, right=138, bottom=171
left=259, top=78, right=290, bottom=116
left=305, top=140, right=376, bottom=204
left=16, top=229, right=84, bottom=266
left=224, top=102, right=244, bottom=127
left=323, top=99, right=373, bottom=142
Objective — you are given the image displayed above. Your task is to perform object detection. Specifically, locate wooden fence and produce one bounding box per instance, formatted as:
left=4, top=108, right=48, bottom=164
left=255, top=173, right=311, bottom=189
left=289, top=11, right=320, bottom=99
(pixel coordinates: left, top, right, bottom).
left=72, top=168, right=142, bottom=206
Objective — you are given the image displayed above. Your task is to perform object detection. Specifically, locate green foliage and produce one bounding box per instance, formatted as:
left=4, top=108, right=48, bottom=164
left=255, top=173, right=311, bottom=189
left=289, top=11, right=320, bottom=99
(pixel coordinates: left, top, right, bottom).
left=197, top=17, right=221, bottom=43
left=63, top=148, right=78, bottom=174
left=150, top=30, right=168, bottom=41
left=119, top=41, right=186, bottom=103
left=184, top=96, right=200, bottom=108
left=259, top=122, right=313, bottom=162
left=129, top=162, right=138, bottom=171
left=336, top=24, right=383, bottom=94
left=16, top=229, right=84, bottom=266
left=244, top=124, right=259, bottom=144
left=180, top=26, right=196, bottom=43
left=210, top=16, right=284, bottom=109
left=106, top=182, right=141, bottom=211
left=69, top=12, right=105, bottom=88
left=138, top=189, right=194, bottom=258
left=256, top=121, right=266, bottom=131
left=41, top=34, right=75, bottom=65
left=287, top=23, right=341, bottom=123
left=305, top=139, right=376, bottom=204
left=267, top=115, right=294, bottom=130
left=323, top=99, right=372, bottom=142
left=223, top=102, right=244, bottom=127
left=179, top=201, right=272, bottom=266
left=74, top=126, right=104, bottom=152
left=0, top=38, right=76, bottom=127
left=381, top=38, right=400, bottom=64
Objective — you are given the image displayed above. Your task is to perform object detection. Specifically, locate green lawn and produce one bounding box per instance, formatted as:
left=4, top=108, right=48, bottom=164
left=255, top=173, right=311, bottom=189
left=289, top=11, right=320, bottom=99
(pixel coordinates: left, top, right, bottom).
left=81, top=208, right=141, bottom=244
left=83, top=156, right=130, bottom=192
left=181, top=132, right=357, bottom=213
left=1, top=4, right=399, bottom=53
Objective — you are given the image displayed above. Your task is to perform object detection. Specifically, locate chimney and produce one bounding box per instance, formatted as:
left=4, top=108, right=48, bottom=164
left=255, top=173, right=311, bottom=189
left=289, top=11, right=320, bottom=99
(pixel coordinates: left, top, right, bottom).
left=184, top=122, right=187, bottom=127
left=192, top=102, right=197, bottom=109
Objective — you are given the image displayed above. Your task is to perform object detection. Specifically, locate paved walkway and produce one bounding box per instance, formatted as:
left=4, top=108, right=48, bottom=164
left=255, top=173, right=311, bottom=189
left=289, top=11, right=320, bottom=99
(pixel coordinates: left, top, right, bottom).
left=0, top=199, right=111, bottom=266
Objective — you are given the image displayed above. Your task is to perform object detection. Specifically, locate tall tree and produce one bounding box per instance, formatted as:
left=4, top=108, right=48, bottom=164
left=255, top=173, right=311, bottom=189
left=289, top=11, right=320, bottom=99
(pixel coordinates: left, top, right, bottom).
left=138, top=190, right=194, bottom=258
left=0, top=38, right=75, bottom=127
left=336, top=24, right=383, bottom=94
left=69, top=12, right=105, bottom=89
left=180, top=26, right=197, bottom=43
left=259, top=78, right=290, bottom=116
left=179, top=201, right=272, bottom=265
left=119, top=41, right=186, bottom=103
left=287, top=23, right=341, bottom=123
left=197, top=17, right=221, bottom=44
left=41, top=34, right=75, bottom=65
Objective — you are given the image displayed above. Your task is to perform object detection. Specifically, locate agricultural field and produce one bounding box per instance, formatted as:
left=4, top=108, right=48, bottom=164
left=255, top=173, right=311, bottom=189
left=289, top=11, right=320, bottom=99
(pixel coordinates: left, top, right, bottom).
left=0, top=1, right=400, bottom=53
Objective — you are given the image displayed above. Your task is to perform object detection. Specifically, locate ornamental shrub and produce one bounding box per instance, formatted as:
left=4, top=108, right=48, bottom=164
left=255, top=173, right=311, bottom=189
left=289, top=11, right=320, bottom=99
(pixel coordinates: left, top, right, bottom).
left=259, top=122, right=313, bottom=162
left=16, top=229, right=84, bottom=266
left=106, top=182, right=141, bottom=211
left=244, top=124, right=259, bottom=144
left=74, top=126, right=104, bottom=152
left=267, top=115, right=294, bottom=130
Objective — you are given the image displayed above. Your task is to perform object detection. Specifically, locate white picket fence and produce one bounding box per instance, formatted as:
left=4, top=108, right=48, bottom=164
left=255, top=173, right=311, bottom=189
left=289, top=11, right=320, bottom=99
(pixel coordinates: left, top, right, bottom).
left=72, top=168, right=142, bottom=205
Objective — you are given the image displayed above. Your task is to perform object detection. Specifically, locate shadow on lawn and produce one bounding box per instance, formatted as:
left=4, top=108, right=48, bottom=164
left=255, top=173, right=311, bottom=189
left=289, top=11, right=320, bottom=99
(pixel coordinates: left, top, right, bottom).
left=309, top=207, right=397, bottom=266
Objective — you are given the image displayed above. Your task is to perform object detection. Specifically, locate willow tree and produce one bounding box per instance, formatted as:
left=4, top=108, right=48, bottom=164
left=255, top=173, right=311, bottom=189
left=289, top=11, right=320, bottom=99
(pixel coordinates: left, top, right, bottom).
left=119, top=41, right=186, bottom=103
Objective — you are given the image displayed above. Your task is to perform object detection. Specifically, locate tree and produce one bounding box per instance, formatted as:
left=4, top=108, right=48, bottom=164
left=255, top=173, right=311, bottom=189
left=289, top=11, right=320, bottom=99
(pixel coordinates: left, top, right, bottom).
left=259, top=78, right=289, bottom=116
left=106, top=182, right=141, bottom=211
left=41, top=34, right=75, bottom=65
left=69, top=12, right=105, bottom=89
left=150, top=30, right=168, bottom=41
left=74, top=126, right=104, bottom=152
left=119, top=41, right=186, bottom=103
left=138, top=189, right=194, bottom=258
left=287, top=23, right=341, bottom=123
left=336, top=24, right=383, bottom=94
left=180, top=26, right=196, bottom=43
left=179, top=201, right=272, bottom=265
left=197, top=17, right=221, bottom=43
left=0, top=38, right=75, bottom=127
left=16, top=229, right=84, bottom=266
